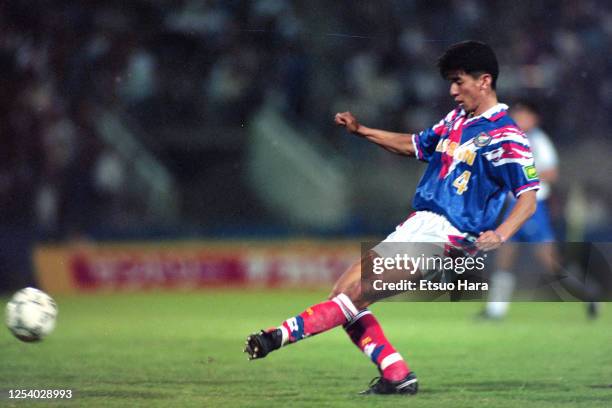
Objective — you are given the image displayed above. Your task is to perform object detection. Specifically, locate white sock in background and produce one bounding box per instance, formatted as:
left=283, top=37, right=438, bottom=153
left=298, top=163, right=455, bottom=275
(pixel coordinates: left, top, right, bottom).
left=485, top=270, right=516, bottom=318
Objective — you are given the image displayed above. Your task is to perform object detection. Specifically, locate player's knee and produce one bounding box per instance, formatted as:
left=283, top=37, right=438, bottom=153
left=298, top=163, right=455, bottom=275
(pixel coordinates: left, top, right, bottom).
left=328, top=255, right=375, bottom=310
left=350, top=293, right=371, bottom=310
left=329, top=281, right=347, bottom=300
left=333, top=290, right=371, bottom=312
left=343, top=282, right=373, bottom=310
left=329, top=282, right=371, bottom=311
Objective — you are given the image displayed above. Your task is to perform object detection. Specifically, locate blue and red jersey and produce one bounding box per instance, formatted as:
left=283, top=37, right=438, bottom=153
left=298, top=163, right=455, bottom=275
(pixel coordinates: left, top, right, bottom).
left=411, top=103, right=539, bottom=235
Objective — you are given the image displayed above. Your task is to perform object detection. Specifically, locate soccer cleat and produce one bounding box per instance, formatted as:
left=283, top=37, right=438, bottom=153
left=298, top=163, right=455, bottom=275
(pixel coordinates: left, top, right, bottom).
left=244, top=328, right=283, bottom=360
left=474, top=309, right=504, bottom=321
left=359, top=372, right=418, bottom=395
left=587, top=302, right=600, bottom=319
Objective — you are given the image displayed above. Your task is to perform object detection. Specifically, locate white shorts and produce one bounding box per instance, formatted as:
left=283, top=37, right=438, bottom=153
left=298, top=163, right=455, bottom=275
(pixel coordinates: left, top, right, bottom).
left=371, top=211, right=469, bottom=263
left=384, top=211, right=466, bottom=243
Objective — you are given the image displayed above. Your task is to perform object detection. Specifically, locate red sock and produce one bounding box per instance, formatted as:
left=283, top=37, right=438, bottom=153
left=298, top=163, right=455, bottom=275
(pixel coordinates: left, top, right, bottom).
left=344, top=310, right=410, bottom=381
left=279, top=294, right=358, bottom=345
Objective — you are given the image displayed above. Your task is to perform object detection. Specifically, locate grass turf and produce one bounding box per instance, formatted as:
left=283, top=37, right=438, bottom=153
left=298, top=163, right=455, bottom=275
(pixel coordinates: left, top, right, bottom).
left=1, top=290, right=611, bottom=407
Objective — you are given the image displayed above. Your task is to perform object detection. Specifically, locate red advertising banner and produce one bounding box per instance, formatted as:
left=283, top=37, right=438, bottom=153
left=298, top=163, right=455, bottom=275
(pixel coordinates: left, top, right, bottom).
left=34, top=241, right=360, bottom=293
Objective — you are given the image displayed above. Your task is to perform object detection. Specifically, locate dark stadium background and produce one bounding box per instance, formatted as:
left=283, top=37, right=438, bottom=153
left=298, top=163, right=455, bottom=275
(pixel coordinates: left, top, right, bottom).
left=1, top=1, right=611, bottom=289
left=1, top=3, right=612, bottom=407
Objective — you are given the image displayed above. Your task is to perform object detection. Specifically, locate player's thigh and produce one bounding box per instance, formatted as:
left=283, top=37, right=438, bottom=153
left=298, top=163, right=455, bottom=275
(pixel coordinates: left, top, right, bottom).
left=329, top=250, right=420, bottom=309
left=329, top=250, right=386, bottom=309
left=329, top=259, right=361, bottom=298
left=495, top=244, right=518, bottom=270
left=533, top=242, right=558, bottom=273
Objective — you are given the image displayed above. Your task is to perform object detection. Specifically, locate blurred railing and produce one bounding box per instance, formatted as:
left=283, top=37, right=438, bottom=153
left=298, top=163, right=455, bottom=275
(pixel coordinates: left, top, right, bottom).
left=96, top=110, right=178, bottom=224
left=247, top=105, right=351, bottom=230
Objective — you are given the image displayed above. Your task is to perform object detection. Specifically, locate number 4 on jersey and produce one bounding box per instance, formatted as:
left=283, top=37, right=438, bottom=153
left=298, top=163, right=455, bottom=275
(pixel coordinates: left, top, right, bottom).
left=452, top=170, right=471, bottom=195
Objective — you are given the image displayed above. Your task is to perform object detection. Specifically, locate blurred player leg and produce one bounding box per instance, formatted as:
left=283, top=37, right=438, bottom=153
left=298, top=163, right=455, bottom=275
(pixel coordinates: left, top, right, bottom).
left=484, top=244, right=517, bottom=319
left=537, top=243, right=601, bottom=306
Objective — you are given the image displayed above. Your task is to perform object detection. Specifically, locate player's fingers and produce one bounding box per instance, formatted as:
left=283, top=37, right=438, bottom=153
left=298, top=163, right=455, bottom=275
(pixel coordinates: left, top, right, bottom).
left=476, top=231, right=502, bottom=251
left=338, top=112, right=354, bottom=121
left=476, top=232, right=490, bottom=243
left=477, top=241, right=494, bottom=251
left=483, top=242, right=501, bottom=252
left=475, top=232, right=494, bottom=249
left=475, top=242, right=489, bottom=251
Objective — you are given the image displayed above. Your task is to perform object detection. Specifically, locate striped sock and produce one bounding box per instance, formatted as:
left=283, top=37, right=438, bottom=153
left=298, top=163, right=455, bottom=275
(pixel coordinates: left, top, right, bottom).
left=344, top=309, right=410, bottom=381
left=278, top=293, right=358, bottom=345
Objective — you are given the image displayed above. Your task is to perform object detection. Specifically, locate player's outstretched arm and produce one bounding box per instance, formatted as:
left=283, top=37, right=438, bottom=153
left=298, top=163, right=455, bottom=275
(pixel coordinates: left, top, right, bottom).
left=335, top=111, right=416, bottom=156
left=476, top=190, right=537, bottom=251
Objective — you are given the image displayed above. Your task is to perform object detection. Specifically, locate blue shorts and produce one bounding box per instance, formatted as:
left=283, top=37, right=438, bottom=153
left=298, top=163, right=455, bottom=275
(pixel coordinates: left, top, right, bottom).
left=508, top=200, right=555, bottom=243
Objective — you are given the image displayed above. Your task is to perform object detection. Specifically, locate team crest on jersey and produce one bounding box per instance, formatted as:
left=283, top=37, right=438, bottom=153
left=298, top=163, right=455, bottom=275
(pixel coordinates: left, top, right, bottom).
left=473, top=132, right=492, bottom=147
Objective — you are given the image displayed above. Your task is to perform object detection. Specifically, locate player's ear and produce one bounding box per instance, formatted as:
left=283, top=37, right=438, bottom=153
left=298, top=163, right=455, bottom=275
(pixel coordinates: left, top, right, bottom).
left=480, top=74, right=492, bottom=91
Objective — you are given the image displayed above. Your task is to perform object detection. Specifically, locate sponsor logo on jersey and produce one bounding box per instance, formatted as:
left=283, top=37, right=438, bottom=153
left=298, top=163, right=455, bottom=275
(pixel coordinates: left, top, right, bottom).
left=435, top=139, right=476, bottom=166
left=523, top=164, right=538, bottom=180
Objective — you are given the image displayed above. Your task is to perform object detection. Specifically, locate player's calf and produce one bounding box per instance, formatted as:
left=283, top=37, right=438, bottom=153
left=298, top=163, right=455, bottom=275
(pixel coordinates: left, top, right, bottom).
left=243, top=293, right=359, bottom=360
left=344, top=309, right=412, bottom=383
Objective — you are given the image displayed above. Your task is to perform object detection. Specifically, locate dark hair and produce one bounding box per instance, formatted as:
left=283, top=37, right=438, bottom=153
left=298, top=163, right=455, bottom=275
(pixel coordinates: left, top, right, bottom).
left=437, top=41, right=499, bottom=89
left=511, top=99, right=541, bottom=116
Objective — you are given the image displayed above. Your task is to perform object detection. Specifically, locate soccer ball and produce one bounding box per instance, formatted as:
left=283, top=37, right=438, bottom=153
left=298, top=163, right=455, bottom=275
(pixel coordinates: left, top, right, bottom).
left=5, top=287, right=58, bottom=342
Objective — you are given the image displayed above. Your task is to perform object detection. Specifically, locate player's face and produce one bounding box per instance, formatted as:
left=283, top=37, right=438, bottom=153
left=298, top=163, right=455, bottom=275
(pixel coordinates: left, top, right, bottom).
left=447, top=71, right=488, bottom=114
left=510, top=108, right=538, bottom=132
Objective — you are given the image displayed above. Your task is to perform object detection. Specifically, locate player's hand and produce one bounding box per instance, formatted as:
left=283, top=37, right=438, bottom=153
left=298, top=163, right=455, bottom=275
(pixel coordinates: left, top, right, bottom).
left=476, top=230, right=506, bottom=252
left=334, top=111, right=360, bottom=133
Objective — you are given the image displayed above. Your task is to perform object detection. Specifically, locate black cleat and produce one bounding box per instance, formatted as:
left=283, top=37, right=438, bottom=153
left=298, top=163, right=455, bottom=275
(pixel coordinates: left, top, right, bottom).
left=244, top=328, right=283, bottom=360
left=360, top=372, right=418, bottom=395
left=587, top=302, right=600, bottom=319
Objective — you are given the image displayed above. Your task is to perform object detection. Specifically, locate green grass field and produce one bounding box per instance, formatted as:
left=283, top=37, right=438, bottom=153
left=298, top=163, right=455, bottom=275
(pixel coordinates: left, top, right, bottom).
left=1, top=290, right=611, bottom=407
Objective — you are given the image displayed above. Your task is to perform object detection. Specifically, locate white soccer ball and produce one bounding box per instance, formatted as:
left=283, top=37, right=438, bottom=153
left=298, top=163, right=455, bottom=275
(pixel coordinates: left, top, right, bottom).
left=5, top=287, right=58, bottom=342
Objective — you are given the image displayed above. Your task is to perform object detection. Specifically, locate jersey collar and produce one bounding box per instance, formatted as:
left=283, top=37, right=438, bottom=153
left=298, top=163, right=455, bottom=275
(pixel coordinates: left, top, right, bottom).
left=462, top=103, right=508, bottom=124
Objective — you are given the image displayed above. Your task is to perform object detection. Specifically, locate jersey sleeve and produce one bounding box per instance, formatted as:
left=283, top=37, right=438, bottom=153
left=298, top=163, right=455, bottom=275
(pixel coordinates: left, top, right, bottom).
left=482, top=127, right=540, bottom=197
left=530, top=130, right=558, bottom=172
left=412, top=109, right=458, bottom=162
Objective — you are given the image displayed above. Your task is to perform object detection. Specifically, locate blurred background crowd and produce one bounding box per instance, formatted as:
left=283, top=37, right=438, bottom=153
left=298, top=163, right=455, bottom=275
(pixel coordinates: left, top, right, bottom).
left=1, top=0, right=611, bottom=259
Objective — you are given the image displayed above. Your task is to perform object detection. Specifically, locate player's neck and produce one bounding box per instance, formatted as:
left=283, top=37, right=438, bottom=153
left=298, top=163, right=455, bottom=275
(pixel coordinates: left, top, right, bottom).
left=471, top=95, right=498, bottom=117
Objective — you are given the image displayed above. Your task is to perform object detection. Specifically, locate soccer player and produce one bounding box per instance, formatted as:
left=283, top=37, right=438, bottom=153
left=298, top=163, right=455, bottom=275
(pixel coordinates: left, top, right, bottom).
left=244, top=41, right=538, bottom=395
left=483, top=101, right=600, bottom=318
left=484, top=101, right=559, bottom=319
